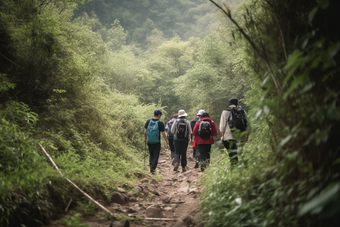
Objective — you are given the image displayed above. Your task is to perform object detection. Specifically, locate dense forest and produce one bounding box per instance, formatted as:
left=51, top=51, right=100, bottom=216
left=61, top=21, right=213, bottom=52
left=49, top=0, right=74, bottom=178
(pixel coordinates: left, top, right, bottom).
left=0, top=0, right=339, bottom=226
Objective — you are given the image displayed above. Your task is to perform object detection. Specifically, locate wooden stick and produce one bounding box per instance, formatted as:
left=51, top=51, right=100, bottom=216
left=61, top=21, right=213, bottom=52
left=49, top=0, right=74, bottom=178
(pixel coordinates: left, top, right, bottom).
left=65, top=198, right=72, bottom=212
left=143, top=218, right=179, bottom=221
left=39, top=143, right=115, bottom=217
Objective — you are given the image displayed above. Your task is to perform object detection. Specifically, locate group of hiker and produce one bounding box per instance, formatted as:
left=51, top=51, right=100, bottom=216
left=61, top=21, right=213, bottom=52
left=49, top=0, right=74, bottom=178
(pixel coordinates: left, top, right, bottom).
left=144, top=98, right=250, bottom=175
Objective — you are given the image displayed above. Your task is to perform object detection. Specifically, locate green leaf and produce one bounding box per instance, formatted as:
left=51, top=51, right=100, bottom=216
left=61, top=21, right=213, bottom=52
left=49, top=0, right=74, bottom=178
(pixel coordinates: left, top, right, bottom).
left=308, top=7, right=318, bottom=23
left=299, top=183, right=340, bottom=216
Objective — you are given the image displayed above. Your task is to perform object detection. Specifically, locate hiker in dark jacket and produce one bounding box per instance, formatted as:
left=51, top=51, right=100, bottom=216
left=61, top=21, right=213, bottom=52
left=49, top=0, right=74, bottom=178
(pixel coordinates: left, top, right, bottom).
left=219, top=98, right=250, bottom=166
left=170, top=109, right=192, bottom=172
left=192, top=112, right=218, bottom=171
left=190, top=109, right=205, bottom=168
left=144, top=109, right=169, bottom=175
left=165, top=114, right=178, bottom=165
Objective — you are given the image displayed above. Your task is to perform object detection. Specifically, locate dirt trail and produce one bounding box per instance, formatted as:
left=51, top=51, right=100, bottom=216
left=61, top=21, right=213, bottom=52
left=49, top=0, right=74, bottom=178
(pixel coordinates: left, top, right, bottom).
left=86, top=147, right=203, bottom=227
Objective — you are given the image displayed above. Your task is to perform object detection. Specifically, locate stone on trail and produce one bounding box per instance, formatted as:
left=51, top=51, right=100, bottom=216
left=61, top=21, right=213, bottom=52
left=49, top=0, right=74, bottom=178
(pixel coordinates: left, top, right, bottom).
left=150, top=179, right=158, bottom=185
left=188, top=157, right=194, bottom=162
left=172, top=220, right=185, bottom=227
left=111, top=220, right=130, bottom=227
left=164, top=182, right=172, bottom=186
left=182, top=215, right=194, bottom=226
left=163, top=206, right=173, bottom=211
left=110, top=192, right=127, bottom=205
left=162, top=195, right=172, bottom=203
left=160, top=160, right=167, bottom=163
left=117, top=187, right=126, bottom=193
left=145, top=204, right=164, bottom=218
left=140, top=178, right=148, bottom=184
left=135, top=185, right=143, bottom=192
left=177, top=186, right=189, bottom=193
left=183, top=170, right=192, bottom=176
left=188, top=185, right=198, bottom=194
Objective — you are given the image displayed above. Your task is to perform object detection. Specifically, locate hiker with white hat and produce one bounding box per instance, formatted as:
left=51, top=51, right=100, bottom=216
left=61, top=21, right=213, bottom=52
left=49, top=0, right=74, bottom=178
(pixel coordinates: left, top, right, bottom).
left=170, top=109, right=192, bottom=172
left=190, top=109, right=205, bottom=168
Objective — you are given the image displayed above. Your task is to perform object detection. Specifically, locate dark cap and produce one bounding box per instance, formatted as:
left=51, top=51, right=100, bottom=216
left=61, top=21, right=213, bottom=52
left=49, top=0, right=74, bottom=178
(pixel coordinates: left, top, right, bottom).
left=154, top=109, right=163, bottom=116
left=229, top=98, right=238, bottom=105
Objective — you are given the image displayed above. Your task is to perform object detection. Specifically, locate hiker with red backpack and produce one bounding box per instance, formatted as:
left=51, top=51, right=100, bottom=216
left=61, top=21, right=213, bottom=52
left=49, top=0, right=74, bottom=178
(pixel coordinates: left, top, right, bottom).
left=190, top=109, right=205, bottom=168
left=192, top=112, right=218, bottom=172
left=219, top=98, right=250, bottom=166
left=170, top=109, right=192, bottom=172
left=165, top=114, right=178, bottom=165
left=144, top=110, right=169, bottom=175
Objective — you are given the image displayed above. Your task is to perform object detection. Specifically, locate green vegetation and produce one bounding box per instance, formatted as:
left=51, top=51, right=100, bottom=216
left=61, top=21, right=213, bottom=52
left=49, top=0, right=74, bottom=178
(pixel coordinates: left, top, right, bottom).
left=199, top=0, right=340, bottom=226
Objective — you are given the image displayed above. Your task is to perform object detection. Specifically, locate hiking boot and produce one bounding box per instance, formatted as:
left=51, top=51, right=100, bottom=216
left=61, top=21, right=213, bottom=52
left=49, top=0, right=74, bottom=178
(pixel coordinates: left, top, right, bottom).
left=194, top=161, right=199, bottom=168
left=182, top=167, right=186, bottom=173
left=150, top=169, right=155, bottom=175
left=173, top=162, right=179, bottom=171
left=171, top=159, right=175, bottom=166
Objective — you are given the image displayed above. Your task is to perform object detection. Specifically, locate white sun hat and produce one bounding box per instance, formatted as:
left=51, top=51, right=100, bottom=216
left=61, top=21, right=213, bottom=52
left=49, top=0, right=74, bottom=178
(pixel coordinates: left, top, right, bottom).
left=197, top=109, right=205, bottom=116
left=178, top=109, right=188, bottom=117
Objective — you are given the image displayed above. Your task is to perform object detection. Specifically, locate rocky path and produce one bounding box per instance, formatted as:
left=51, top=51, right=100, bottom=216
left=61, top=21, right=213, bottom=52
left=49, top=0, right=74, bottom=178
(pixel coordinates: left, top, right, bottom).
left=85, top=147, right=204, bottom=227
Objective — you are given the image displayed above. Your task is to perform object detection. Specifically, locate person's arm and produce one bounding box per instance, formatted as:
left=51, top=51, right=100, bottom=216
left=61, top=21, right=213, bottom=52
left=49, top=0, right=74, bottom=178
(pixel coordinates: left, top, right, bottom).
left=162, top=131, right=169, bottom=149
left=211, top=121, right=218, bottom=136
left=192, top=121, right=199, bottom=136
left=170, top=120, right=177, bottom=134
left=187, top=121, right=192, bottom=143
left=220, top=111, right=226, bottom=142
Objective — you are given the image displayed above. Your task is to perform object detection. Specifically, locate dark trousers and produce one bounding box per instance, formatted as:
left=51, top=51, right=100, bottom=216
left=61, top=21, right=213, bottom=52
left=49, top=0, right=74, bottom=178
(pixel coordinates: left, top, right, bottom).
left=169, top=138, right=175, bottom=160
left=198, top=144, right=211, bottom=171
left=174, top=139, right=189, bottom=167
left=193, top=147, right=200, bottom=161
left=148, top=142, right=161, bottom=171
left=223, top=140, right=238, bottom=165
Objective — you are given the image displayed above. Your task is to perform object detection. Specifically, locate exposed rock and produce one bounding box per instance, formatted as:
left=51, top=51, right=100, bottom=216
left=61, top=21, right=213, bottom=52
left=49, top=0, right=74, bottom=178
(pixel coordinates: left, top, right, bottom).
left=162, top=196, right=172, bottom=203
left=178, top=186, right=189, bottom=193
left=140, top=178, right=148, bottom=184
left=183, top=170, right=192, bottom=176
left=111, top=220, right=130, bottom=227
left=188, top=157, right=194, bottom=162
left=125, top=207, right=137, bottom=213
left=126, top=191, right=133, bottom=197
left=110, top=192, right=127, bottom=205
left=182, top=215, right=194, bottom=225
left=160, top=160, right=167, bottom=163
left=163, top=206, right=173, bottom=211
left=135, top=185, right=143, bottom=192
left=188, top=185, right=198, bottom=194
left=172, top=220, right=185, bottom=227
left=150, top=179, right=158, bottom=185
left=164, top=182, right=172, bottom=186
left=128, top=197, right=137, bottom=202
left=117, top=187, right=126, bottom=193
left=110, top=203, right=122, bottom=210
left=145, top=204, right=164, bottom=218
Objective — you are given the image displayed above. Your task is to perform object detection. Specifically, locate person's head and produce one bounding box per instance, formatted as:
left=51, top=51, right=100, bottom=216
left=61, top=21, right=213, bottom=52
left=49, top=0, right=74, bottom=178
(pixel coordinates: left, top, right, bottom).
left=154, top=109, right=163, bottom=119
left=197, top=109, right=205, bottom=117
left=177, top=109, right=188, bottom=118
left=229, top=98, right=239, bottom=106
left=201, top=112, right=209, bottom=118
left=172, top=114, right=178, bottom=119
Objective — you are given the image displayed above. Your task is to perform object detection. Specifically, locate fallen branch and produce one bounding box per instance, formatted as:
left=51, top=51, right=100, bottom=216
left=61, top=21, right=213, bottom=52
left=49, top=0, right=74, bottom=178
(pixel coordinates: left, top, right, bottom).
left=143, top=218, right=179, bottom=221
left=65, top=198, right=72, bottom=212
left=38, top=143, right=114, bottom=217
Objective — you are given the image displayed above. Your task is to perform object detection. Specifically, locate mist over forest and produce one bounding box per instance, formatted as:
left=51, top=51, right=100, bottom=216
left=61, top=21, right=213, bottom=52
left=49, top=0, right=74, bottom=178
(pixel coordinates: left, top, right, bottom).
left=1, top=0, right=339, bottom=226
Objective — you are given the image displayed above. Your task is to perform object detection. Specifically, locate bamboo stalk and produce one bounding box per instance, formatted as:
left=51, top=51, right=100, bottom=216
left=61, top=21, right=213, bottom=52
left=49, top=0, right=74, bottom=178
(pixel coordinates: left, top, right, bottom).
left=38, top=143, right=115, bottom=217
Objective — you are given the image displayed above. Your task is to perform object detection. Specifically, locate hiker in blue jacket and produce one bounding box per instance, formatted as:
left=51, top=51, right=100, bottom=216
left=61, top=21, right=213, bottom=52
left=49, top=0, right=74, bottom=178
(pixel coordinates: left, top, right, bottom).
left=144, top=110, right=169, bottom=174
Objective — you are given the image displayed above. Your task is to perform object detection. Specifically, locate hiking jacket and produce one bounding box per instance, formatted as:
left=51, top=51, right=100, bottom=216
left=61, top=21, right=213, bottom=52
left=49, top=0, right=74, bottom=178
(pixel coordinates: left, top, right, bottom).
left=170, top=118, right=192, bottom=142
left=165, top=118, right=176, bottom=132
left=219, top=105, right=251, bottom=141
left=192, top=117, right=218, bottom=145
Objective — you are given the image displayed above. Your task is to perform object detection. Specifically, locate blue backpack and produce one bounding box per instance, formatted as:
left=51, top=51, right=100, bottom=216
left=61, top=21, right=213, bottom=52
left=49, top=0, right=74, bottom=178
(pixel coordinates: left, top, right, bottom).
left=147, top=120, right=160, bottom=144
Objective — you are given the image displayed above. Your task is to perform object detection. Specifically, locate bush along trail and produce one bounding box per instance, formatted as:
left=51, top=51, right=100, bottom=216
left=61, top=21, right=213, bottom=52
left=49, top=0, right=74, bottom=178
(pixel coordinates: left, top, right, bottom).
left=48, top=146, right=203, bottom=227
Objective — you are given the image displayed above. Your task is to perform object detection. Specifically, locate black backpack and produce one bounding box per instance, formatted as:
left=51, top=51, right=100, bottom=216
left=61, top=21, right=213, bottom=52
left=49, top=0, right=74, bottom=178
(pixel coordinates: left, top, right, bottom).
left=167, top=121, right=175, bottom=139
left=226, top=107, right=248, bottom=132
left=198, top=120, right=212, bottom=139
left=176, top=119, right=188, bottom=139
